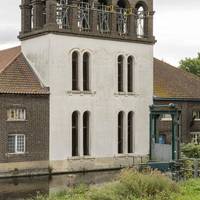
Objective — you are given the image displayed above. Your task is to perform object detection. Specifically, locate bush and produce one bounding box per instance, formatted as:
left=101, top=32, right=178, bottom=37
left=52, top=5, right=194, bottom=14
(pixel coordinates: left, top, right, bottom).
left=32, top=169, right=180, bottom=200
left=88, top=169, right=179, bottom=200
left=181, top=143, right=200, bottom=158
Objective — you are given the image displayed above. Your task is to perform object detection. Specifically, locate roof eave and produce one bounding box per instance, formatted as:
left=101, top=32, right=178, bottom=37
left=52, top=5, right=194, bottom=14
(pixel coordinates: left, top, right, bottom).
left=153, top=96, right=200, bottom=102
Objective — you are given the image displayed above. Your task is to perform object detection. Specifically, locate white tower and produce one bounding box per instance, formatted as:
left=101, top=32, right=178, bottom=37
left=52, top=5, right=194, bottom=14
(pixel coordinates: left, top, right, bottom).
left=20, top=0, right=155, bottom=172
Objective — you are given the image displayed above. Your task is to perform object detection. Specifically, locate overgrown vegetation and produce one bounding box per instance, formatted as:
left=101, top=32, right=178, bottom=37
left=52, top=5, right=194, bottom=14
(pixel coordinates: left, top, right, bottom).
left=30, top=169, right=180, bottom=200
left=181, top=143, right=200, bottom=158
left=29, top=169, right=200, bottom=200
left=173, top=179, right=200, bottom=200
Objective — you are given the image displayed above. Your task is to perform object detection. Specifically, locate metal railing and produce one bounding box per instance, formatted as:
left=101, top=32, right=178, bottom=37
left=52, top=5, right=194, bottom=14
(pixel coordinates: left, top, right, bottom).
left=172, top=159, right=200, bottom=181
left=55, top=2, right=148, bottom=37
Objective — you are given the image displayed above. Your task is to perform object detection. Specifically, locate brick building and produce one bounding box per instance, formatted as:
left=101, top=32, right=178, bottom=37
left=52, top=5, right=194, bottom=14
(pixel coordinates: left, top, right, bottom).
left=0, top=47, right=49, bottom=174
left=19, top=0, right=155, bottom=173
left=0, top=0, right=155, bottom=175
left=154, top=58, right=200, bottom=144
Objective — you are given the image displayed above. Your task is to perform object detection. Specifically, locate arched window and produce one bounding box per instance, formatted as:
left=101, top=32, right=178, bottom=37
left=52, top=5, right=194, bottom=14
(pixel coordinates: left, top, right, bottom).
left=127, top=56, right=133, bottom=92
left=118, top=111, right=124, bottom=154
left=97, top=0, right=110, bottom=33
left=79, top=0, right=90, bottom=31
left=136, top=4, right=145, bottom=38
left=128, top=111, right=134, bottom=153
left=72, top=111, right=79, bottom=156
left=72, top=51, right=79, bottom=90
left=117, top=0, right=128, bottom=8
left=83, top=111, right=90, bottom=155
left=83, top=52, right=90, bottom=91
left=116, top=0, right=130, bottom=35
left=118, top=55, right=124, bottom=92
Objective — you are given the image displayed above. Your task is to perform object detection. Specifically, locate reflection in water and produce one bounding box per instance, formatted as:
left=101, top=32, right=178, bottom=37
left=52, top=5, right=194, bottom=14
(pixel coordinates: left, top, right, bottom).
left=0, top=170, right=119, bottom=200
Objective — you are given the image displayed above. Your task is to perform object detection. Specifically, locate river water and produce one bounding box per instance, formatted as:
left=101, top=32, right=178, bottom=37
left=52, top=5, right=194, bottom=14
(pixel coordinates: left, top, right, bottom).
left=0, top=170, right=120, bottom=200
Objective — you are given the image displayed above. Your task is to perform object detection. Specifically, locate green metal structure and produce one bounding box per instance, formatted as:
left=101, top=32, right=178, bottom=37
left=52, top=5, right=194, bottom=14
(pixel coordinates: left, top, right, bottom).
left=149, top=104, right=181, bottom=162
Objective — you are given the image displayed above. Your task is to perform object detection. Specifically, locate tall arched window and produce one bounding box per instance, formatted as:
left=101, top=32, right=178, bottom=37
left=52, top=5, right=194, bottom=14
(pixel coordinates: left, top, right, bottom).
left=118, top=55, right=124, bottom=92
left=83, top=111, right=90, bottom=155
left=83, top=52, right=90, bottom=91
left=127, top=56, right=133, bottom=92
left=72, top=51, right=79, bottom=90
left=118, top=111, right=124, bottom=154
left=136, top=5, right=145, bottom=38
left=72, top=111, right=79, bottom=156
left=128, top=111, right=134, bottom=153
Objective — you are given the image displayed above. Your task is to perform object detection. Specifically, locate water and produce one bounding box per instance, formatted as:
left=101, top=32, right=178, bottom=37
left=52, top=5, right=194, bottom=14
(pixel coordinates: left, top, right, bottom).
left=0, top=170, right=119, bottom=200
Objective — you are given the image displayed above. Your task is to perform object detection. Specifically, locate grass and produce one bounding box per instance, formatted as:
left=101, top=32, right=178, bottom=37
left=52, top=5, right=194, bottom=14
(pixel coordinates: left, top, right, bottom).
left=30, top=169, right=200, bottom=200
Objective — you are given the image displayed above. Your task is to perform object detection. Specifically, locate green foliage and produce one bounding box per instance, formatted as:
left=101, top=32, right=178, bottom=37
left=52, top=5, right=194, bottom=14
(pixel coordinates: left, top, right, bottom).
left=180, top=159, right=194, bottom=179
left=181, top=143, right=200, bottom=158
left=31, top=169, right=180, bottom=200
left=172, top=179, right=200, bottom=200
left=179, top=53, right=200, bottom=77
left=31, top=170, right=200, bottom=200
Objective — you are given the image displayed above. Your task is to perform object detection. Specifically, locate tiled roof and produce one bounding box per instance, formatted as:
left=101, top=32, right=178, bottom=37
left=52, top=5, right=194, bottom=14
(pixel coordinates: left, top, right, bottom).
left=0, top=46, right=21, bottom=73
left=0, top=46, right=49, bottom=95
left=154, top=58, right=200, bottom=99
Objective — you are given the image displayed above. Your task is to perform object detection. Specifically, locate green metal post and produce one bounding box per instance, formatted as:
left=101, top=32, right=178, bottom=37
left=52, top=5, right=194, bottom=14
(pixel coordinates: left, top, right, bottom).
left=171, top=114, right=176, bottom=160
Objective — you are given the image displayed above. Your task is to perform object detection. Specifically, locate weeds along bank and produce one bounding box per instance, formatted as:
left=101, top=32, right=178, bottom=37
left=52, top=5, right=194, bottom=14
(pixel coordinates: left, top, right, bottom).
left=28, top=169, right=200, bottom=200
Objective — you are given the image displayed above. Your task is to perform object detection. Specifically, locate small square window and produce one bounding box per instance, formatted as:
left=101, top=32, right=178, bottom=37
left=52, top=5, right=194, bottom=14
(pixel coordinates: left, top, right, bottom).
left=8, top=135, right=25, bottom=154
left=7, top=108, right=26, bottom=121
left=161, top=114, right=172, bottom=121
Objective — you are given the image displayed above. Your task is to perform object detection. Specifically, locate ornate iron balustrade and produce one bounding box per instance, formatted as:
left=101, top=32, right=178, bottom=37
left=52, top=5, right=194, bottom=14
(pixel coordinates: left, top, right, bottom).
left=78, top=2, right=90, bottom=31
left=97, top=5, right=111, bottom=33
left=57, top=0, right=71, bottom=29
left=20, top=0, right=155, bottom=43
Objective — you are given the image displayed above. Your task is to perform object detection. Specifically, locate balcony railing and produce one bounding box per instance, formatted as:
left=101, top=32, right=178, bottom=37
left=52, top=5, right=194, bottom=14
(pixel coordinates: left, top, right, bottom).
left=55, top=2, right=149, bottom=37
left=20, top=1, right=154, bottom=42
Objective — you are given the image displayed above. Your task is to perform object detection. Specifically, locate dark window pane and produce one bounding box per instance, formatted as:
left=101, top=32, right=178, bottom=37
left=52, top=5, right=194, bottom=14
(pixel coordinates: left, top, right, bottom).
left=72, top=111, right=79, bottom=156
left=83, top=111, right=90, bottom=155
left=118, top=56, right=123, bottom=92
left=118, top=112, right=123, bottom=154
left=72, top=52, right=79, bottom=90
left=83, top=53, right=90, bottom=91
left=127, top=56, right=133, bottom=92
left=128, top=112, right=133, bottom=153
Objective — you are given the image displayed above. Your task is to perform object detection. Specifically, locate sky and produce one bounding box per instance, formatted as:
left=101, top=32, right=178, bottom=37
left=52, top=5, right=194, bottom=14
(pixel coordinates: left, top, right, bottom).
left=0, top=0, right=200, bottom=66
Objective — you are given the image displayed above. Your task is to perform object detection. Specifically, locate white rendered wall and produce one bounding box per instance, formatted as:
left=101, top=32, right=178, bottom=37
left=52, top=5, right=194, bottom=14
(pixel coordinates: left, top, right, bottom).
left=22, top=34, right=153, bottom=161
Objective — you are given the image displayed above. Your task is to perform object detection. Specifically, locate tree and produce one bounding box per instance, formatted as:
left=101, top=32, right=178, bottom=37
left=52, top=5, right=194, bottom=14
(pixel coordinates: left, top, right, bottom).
left=179, top=53, right=200, bottom=77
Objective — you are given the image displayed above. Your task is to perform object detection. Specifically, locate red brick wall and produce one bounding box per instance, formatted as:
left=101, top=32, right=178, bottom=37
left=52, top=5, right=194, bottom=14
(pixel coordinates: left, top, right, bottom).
left=0, top=94, right=49, bottom=163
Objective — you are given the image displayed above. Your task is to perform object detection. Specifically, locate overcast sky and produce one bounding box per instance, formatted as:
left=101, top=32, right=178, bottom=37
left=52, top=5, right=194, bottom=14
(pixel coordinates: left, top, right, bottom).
left=0, top=0, right=200, bottom=66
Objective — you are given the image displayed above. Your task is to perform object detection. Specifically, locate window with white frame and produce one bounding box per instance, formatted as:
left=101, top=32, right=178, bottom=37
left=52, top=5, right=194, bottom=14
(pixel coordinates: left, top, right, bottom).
left=8, top=134, right=25, bottom=154
left=160, top=114, right=172, bottom=121
left=192, top=111, right=200, bottom=120
left=7, top=108, right=26, bottom=121
left=191, top=132, right=200, bottom=144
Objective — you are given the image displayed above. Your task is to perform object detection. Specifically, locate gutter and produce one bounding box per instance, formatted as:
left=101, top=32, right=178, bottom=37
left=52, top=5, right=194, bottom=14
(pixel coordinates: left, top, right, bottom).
left=153, top=96, right=200, bottom=102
